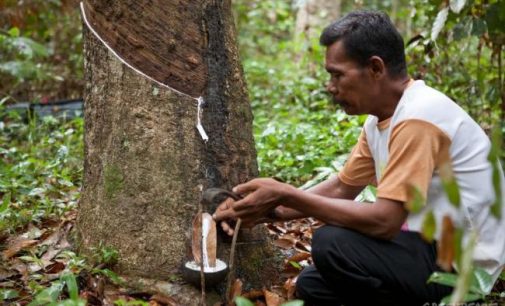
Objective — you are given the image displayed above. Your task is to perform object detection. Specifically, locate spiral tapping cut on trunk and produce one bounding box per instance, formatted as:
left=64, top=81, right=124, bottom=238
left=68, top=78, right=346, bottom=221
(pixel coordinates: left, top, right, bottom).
left=80, top=2, right=210, bottom=142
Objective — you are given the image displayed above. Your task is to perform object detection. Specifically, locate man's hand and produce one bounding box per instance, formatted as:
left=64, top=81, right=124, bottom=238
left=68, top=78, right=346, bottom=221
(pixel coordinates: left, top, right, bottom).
left=213, top=178, right=295, bottom=235
left=213, top=197, right=237, bottom=235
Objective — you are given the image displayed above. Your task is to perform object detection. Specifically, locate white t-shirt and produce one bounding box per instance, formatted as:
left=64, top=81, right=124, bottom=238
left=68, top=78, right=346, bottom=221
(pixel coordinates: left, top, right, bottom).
left=339, top=80, right=505, bottom=287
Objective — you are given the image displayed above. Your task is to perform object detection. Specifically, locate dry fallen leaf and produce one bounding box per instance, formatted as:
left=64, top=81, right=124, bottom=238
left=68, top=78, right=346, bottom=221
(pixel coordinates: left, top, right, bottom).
left=295, top=240, right=311, bottom=252
left=39, top=230, right=61, bottom=247
left=263, top=289, right=282, bottom=306
left=268, top=223, right=287, bottom=234
left=203, top=213, right=217, bottom=267
left=242, top=289, right=264, bottom=300
left=283, top=252, right=311, bottom=275
left=228, top=278, right=243, bottom=304
left=11, top=258, right=28, bottom=275
left=273, top=234, right=297, bottom=249
left=44, top=261, right=66, bottom=274
left=191, top=212, right=217, bottom=267
left=2, top=238, right=38, bottom=259
left=283, top=276, right=297, bottom=300
left=21, top=224, right=44, bottom=240
left=273, top=238, right=294, bottom=249
left=302, top=227, right=313, bottom=240
left=0, top=267, right=16, bottom=281
left=150, top=293, right=179, bottom=306
left=192, top=213, right=203, bottom=264
left=437, top=215, right=455, bottom=272
left=310, top=219, right=324, bottom=228
left=41, top=247, right=62, bottom=263
left=287, top=252, right=311, bottom=263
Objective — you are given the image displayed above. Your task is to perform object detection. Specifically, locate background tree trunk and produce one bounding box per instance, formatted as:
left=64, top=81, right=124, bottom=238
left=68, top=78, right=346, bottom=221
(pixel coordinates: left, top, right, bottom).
left=295, top=0, right=342, bottom=41
left=77, top=0, right=279, bottom=291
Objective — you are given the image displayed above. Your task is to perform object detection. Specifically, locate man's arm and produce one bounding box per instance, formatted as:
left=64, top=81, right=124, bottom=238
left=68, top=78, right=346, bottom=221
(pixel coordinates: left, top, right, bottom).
left=215, top=129, right=377, bottom=234
left=216, top=178, right=407, bottom=240
left=274, top=174, right=366, bottom=220
left=281, top=186, right=407, bottom=240
left=213, top=175, right=366, bottom=235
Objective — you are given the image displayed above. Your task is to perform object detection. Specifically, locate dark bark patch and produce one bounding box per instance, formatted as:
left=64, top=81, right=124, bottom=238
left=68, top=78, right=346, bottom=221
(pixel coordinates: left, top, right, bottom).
left=201, top=1, right=231, bottom=188
left=82, top=0, right=207, bottom=97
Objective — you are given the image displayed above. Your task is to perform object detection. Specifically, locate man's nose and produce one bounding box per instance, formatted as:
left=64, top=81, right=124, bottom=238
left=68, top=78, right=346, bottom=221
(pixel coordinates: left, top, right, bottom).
left=326, top=82, right=338, bottom=95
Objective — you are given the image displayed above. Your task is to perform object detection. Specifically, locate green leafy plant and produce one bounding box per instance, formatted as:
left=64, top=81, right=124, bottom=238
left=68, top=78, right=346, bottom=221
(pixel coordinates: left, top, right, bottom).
left=0, top=105, right=83, bottom=234
left=0, top=0, right=83, bottom=102
left=0, top=289, right=19, bottom=302
left=0, top=27, right=50, bottom=82
left=91, top=243, right=120, bottom=267
left=407, top=0, right=504, bottom=140
left=235, top=3, right=364, bottom=184
left=428, top=244, right=495, bottom=304
left=28, top=272, right=85, bottom=306
left=113, top=299, right=150, bottom=306
left=235, top=296, right=304, bottom=306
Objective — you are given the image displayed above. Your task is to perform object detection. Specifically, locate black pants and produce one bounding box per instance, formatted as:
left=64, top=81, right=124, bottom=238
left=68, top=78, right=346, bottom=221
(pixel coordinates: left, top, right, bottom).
left=296, top=226, right=453, bottom=306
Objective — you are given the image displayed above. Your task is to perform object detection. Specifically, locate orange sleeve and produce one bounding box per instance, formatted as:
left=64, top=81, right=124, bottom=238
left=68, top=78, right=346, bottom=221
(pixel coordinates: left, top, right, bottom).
left=377, top=119, right=451, bottom=204
left=338, top=129, right=376, bottom=187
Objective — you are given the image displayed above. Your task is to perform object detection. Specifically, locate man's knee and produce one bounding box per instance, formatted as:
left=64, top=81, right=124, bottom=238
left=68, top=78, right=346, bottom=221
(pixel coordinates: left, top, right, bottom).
left=295, top=265, right=341, bottom=305
left=312, top=225, right=355, bottom=269
left=295, top=267, right=313, bottom=301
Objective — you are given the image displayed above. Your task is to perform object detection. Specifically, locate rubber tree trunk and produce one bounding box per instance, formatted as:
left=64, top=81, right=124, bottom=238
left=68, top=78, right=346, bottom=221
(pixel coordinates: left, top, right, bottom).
left=77, top=0, right=279, bottom=290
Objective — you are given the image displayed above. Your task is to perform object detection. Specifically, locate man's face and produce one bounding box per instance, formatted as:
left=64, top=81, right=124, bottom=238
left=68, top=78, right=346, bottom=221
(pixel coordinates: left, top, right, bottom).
left=324, top=40, right=376, bottom=115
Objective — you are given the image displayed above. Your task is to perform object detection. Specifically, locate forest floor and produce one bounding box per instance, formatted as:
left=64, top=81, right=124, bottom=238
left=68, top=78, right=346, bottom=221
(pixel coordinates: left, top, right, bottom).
left=0, top=207, right=317, bottom=305
left=1, top=209, right=504, bottom=305
left=0, top=108, right=503, bottom=306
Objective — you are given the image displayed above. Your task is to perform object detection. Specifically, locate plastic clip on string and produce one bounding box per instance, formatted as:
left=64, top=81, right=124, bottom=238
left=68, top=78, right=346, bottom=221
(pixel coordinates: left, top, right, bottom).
left=196, top=97, right=209, bottom=142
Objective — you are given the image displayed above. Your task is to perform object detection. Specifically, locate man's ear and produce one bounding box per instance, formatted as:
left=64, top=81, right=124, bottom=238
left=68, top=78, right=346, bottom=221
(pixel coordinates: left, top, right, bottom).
left=367, top=56, right=386, bottom=79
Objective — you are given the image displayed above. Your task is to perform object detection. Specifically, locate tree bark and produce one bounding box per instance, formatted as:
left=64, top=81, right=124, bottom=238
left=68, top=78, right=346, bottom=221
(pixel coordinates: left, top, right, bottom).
left=77, top=0, right=279, bottom=293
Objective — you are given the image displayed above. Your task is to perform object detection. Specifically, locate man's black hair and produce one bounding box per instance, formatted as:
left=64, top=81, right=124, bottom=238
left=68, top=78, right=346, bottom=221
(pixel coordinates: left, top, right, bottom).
left=320, top=10, right=407, bottom=78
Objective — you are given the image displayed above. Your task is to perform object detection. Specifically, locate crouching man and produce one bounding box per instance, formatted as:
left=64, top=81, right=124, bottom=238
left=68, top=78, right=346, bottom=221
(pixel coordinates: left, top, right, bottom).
left=213, top=10, right=505, bottom=306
